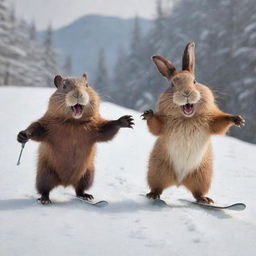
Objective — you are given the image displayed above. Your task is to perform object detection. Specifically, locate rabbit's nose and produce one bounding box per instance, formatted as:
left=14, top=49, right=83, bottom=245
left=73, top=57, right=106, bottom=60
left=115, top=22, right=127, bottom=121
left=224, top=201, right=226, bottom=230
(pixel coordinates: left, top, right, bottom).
left=183, top=90, right=191, bottom=97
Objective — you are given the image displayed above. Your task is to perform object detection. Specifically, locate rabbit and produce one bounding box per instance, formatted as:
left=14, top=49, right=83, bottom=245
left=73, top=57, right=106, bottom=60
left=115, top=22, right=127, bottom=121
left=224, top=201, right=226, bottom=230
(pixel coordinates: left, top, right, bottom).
left=141, top=42, right=245, bottom=203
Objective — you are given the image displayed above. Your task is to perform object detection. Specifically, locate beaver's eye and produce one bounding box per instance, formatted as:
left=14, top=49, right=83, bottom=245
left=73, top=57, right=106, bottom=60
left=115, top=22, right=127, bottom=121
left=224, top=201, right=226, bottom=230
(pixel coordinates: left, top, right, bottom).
left=63, top=82, right=69, bottom=89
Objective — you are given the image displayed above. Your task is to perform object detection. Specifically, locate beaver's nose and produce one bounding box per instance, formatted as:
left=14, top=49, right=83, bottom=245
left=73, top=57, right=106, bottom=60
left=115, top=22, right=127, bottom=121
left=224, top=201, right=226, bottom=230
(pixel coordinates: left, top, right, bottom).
left=73, top=91, right=83, bottom=98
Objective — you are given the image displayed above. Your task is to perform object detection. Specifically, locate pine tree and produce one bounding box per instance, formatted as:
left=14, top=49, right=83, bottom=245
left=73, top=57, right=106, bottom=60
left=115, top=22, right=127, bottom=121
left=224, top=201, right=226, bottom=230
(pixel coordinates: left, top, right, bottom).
left=9, top=2, right=15, bottom=23
left=0, top=1, right=33, bottom=85
left=42, top=24, right=59, bottom=86
left=112, top=46, right=127, bottom=103
left=153, top=0, right=166, bottom=53
left=3, top=62, right=10, bottom=85
left=0, top=0, right=21, bottom=84
left=229, top=0, right=256, bottom=142
left=63, top=55, right=73, bottom=76
left=141, top=0, right=168, bottom=109
left=29, top=20, right=36, bottom=40
left=94, top=48, right=110, bottom=97
left=0, top=1, right=61, bottom=87
left=122, top=17, right=146, bottom=109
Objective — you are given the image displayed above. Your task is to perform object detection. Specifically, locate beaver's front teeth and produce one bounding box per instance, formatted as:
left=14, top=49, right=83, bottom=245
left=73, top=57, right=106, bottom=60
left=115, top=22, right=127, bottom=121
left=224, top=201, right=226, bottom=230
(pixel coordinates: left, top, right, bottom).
left=71, top=104, right=83, bottom=116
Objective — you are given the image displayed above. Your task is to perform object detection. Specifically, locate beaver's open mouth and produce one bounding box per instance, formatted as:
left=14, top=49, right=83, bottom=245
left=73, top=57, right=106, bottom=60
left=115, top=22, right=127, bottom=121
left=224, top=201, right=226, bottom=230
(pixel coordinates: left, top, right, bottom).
left=71, top=104, right=84, bottom=117
left=182, top=103, right=194, bottom=116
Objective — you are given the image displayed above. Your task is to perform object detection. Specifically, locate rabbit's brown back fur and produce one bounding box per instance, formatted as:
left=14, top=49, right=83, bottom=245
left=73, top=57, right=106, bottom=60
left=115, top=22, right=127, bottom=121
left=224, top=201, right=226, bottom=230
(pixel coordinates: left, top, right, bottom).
left=144, top=42, right=245, bottom=203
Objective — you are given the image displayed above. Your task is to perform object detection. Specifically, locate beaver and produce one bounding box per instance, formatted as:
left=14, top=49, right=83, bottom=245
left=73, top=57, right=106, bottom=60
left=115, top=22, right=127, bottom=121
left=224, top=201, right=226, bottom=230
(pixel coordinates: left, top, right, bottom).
left=17, top=73, right=134, bottom=204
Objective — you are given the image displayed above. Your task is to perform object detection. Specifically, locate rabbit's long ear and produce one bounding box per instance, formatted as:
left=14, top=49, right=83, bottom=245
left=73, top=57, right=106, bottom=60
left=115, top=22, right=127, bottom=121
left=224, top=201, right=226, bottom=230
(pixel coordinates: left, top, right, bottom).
left=152, top=56, right=176, bottom=79
left=182, top=42, right=195, bottom=74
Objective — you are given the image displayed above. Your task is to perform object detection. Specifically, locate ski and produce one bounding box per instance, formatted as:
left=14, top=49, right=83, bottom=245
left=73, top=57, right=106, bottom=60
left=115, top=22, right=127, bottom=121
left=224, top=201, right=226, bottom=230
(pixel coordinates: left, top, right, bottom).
left=65, top=193, right=108, bottom=207
left=140, top=194, right=246, bottom=211
left=179, top=199, right=246, bottom=211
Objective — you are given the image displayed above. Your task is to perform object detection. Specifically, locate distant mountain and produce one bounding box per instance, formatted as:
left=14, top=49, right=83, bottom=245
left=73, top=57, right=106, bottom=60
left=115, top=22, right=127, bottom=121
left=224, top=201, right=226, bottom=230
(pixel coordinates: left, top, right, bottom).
left=41, top=15, right=153, bottom=80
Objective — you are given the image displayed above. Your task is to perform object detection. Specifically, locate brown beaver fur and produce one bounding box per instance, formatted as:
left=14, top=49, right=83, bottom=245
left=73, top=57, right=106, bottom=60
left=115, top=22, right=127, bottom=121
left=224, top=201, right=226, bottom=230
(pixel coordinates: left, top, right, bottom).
left=17, top=73, right=134, bottom=204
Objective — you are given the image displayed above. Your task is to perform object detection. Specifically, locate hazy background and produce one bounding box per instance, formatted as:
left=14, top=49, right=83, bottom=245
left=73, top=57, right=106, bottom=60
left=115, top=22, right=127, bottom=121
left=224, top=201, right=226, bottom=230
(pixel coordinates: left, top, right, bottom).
left=1, top=0, right=255, bottom=143
left=14, top=0, right=166, bottom=30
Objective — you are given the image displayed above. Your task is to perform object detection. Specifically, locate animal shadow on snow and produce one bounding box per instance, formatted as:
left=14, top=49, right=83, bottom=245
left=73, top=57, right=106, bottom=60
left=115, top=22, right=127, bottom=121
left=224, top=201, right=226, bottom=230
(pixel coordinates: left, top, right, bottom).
left=0, top=197, right=183, bottom=212
left=0, top=198, right=38, bottom=211
left=0, top=197, right=76, bottom=211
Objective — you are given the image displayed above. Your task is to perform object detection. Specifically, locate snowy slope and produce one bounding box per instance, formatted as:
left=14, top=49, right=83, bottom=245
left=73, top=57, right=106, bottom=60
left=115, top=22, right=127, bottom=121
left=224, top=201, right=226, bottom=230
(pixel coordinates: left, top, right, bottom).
left=0, top=86, right=256, bottom=256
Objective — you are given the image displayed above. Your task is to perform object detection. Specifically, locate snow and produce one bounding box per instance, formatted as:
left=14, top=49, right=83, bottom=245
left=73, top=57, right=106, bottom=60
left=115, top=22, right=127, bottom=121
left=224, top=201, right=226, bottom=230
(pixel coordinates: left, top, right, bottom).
left=245, top=22, right=256, bottom=33
left=233, top=47, right=250, bottom=58
left=1, top=86, right=256, bottom=256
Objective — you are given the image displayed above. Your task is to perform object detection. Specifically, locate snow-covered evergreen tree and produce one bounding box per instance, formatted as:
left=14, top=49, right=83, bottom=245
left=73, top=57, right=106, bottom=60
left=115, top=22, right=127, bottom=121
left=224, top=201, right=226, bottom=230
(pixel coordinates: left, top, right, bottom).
left=29, top=20, right=36, bottom=40
left=63, top=55, right=72, bottom=76
left=42, top=24, right=59, bottom=86
left=140, top=0, right=168, bottom=109
left=93, top=48, right=110, bottom=97
left=0, top=0, right=24, bottom=84
left=127, top=16, right=144, bottom=109
left=110, top=0, right=256, bottom=143
left=230, top=0, right=256, bottom=141
left=118, top=17, right=147, bottom=109
left=0, top=0, right=61, bottom=87
left=112, top=46, right=127, bottom=102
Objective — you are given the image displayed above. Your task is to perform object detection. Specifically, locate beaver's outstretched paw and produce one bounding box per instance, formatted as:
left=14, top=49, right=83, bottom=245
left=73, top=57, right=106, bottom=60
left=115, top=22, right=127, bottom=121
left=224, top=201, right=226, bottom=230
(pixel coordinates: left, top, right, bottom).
left=118, top=115, right=134, bottom=128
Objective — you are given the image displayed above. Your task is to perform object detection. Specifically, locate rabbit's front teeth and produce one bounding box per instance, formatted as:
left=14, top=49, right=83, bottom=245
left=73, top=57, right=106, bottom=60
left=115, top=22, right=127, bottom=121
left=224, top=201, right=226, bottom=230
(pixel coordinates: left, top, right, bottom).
left=182, top=103, right=194, bottom=116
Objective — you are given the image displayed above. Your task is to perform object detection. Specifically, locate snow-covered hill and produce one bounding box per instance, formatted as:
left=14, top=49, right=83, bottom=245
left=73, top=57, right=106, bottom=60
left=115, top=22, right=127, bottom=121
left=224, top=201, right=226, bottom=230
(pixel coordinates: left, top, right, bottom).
left=0, top=86, right=255, bottom=256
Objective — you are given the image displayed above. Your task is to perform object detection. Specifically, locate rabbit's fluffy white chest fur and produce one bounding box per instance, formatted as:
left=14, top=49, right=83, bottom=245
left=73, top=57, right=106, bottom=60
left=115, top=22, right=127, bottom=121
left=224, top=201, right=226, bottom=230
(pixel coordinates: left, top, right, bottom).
left=168, top=126, right=210, bottom=183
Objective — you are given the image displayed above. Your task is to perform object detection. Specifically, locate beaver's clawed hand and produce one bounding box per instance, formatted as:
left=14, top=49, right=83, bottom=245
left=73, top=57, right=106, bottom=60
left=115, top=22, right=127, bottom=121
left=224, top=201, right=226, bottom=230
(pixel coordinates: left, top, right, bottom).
left=141, top=109, right=154, bottom=120
left=229, top=115, right=246, bottom=127
left=17, top=130, right=31, bottom=143
left=118, top=115, right=134, bottom=128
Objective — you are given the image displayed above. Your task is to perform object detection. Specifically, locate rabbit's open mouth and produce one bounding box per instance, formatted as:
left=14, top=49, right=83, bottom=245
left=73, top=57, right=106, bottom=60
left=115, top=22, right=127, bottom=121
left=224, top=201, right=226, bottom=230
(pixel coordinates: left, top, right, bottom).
left=182, top=103, right=194, bottom=116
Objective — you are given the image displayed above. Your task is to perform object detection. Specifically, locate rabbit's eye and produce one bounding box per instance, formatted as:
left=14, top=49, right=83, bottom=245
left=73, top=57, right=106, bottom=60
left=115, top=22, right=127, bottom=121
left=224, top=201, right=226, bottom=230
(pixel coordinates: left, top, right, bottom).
left=193, top=79, right=197, bottom=84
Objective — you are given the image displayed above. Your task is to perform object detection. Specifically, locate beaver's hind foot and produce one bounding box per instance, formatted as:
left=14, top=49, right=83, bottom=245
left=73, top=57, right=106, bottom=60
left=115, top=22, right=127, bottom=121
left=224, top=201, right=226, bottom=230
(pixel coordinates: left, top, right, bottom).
left=146, top=191, right=161, bottom=200
left=37, top=195, right=52, bottom=205
left=77, top=193, right=94, bottom=201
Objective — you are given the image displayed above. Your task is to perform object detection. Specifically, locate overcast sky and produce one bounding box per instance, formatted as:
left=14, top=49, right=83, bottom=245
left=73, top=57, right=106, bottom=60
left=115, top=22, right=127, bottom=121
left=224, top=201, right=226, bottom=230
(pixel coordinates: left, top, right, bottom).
left=13, top=0, right=172, bottom=31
